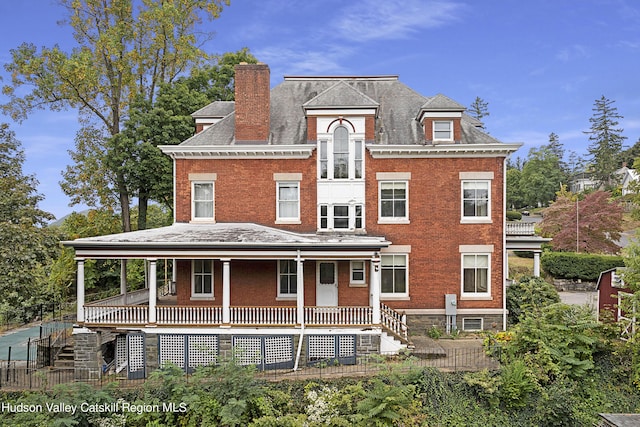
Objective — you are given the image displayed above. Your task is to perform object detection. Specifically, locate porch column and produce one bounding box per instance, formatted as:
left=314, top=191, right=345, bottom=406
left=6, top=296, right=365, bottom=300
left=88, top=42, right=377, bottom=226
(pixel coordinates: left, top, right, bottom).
left=76, top=258, right=85, bottom=323
left=296, top=251, right=305, bottom=326
left=533, top=251, right=541, bottom=277
left=120, top=259, right=127, bottom=295
left=222, top=259, right=231, bottom=325
left=371, top=254, right=381, bottom=325
left=148, top=259, right=157, bottom=324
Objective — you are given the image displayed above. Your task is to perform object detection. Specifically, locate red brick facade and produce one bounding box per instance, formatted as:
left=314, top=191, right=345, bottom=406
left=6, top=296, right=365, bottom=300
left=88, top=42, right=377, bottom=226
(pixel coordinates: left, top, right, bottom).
left=173, top=151, right=505, bottom=313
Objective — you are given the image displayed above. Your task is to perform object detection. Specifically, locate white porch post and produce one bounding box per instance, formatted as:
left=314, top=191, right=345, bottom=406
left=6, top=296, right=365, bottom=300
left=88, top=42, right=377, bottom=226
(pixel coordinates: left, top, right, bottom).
left=296, top=251, right=305, bottom=326
left=148, top=259, right=157, bottom=324
left=222, top=259, right=231, bottom=325
left=76, top=258, right=85, bottom=323
left=533, top=251, right=541, bottom=277
left=371, top=253, right=381, bottom=325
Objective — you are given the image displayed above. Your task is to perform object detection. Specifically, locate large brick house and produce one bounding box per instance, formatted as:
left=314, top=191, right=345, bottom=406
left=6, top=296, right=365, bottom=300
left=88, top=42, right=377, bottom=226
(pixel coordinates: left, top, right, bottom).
left=64, top=63, right=521, bottom=379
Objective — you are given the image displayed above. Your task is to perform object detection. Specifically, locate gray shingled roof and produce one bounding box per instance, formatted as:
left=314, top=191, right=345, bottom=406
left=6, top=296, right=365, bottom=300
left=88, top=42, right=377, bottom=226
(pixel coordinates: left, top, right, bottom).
left=63, top=223, right=389, bottom=250
left=191, top=100, right=235, bottom=118
left=303, top=80, right=379, bottom=109
left=181, top=76, right=502, bottom=147
left=419, top=93, right=466, bottom=111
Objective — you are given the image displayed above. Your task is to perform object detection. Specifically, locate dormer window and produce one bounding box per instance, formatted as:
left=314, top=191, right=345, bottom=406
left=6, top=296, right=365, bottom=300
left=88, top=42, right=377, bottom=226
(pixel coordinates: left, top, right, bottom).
left=433, top=121, right=453, bottom=141
left=318, top=125, right=364, bottom=180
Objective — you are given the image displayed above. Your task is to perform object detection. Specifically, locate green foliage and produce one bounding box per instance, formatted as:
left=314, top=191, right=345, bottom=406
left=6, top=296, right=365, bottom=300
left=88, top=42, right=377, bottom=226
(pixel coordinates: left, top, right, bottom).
left=506, top=210, right=522, bottom=221
left=586, top=96, right=627, bottom=189
left=506, top=276, right=560, bottom=324
left=520, top=146, right=565, bottom=207
left=542, top=251, right=624, bottom=280
left=502, top=303, right=601, bottom=383
left=0, top=124, right=60, bottom=322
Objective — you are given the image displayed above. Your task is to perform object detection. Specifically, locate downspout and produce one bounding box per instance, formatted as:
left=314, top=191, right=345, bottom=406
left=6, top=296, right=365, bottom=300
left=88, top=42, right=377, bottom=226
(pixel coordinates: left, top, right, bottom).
left=503, top=156, right=508, bottom=331
left=293, top=250, right=305, bottom=371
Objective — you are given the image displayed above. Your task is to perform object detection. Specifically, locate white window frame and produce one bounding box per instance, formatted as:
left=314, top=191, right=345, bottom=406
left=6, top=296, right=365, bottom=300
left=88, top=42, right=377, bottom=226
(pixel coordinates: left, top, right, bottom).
left=276, top=181, right=300, bottom=223
left=318, top=204, right=365, bottom=231
left=318, top=125, right=365, bottom=181
left=461, top=253, right=491, bottom=299
left=380, top=254, right=409, bottom=298
left=191, top=259, right=214, bottom=299
left=191, top=181, right=215, bottom=222
left=277, top=260, right=297, bottom=299
left=433, top=120, right=453, bottom=141
left=462, top=318, right=484, bottom=331
left=378, top=180, right=409, bottom=224
left=460, top=172, right=493, bottom=224
left=350, top=260, right=366, bottom=287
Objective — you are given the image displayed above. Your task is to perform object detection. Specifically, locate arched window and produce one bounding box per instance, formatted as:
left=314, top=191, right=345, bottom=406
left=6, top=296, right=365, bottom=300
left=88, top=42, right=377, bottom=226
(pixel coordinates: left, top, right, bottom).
left=333, top=126, right=349, bottom=178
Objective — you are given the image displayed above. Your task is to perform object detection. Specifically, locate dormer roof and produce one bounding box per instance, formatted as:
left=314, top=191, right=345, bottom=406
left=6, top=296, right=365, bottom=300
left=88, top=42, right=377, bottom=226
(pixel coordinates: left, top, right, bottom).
left=420, top=93, right=466, bottom=112
left=303, top=80, right=379, bottom=112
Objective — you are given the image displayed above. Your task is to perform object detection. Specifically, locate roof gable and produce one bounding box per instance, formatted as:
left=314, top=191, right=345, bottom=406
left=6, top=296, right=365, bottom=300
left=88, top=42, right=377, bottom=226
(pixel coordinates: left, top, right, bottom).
left=303, top=80, right=379, bottom=110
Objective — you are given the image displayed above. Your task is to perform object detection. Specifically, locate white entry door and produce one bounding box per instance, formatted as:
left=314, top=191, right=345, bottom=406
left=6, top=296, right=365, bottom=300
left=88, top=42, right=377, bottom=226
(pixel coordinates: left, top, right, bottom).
left=316, top=262, right=338, bottom=306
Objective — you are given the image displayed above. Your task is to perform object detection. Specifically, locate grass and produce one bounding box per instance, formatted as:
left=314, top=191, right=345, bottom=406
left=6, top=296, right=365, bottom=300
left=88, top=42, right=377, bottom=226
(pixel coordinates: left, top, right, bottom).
left=508, top=251, right=534, bottom=280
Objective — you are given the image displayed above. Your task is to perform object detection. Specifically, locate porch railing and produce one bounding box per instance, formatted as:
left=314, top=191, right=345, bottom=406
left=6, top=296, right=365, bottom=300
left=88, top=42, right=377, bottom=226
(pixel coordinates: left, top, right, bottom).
left=84, top=305, right=148, bottom=325
left=304, top=306, right=372, bottom=326
left=231, top=306, right=297, bottom=325
left=506, top=222, right=535, bottom=235
left=157, top=306, right=222, bottom=325
left=86, top=288, right=150, bottom=307
left=380, top=302, right=409, bottom=342
left=82, top=303, right=407, bottom=338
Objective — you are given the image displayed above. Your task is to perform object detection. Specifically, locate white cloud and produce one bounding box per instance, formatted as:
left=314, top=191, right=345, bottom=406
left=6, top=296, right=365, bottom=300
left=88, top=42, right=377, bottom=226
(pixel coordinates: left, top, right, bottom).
left=331, top=0, right=463, bottom=42
left=555, top=44, right=590, bottom=62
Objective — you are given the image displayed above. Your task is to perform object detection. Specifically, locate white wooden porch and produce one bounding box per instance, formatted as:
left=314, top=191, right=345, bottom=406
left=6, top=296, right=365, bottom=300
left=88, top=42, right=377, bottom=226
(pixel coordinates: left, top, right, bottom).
left=82, top=294, right=408, bottom=342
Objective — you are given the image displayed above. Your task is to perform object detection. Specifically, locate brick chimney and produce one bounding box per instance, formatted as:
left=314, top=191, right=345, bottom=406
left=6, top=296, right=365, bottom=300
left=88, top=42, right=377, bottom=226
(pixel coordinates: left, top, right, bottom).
left=234, top=62, right=270, bottom=143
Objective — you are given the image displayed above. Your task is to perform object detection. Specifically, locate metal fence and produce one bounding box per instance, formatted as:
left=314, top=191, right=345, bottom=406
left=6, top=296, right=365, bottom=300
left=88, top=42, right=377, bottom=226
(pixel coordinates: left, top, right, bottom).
left=0, top=347, right=499, bottom=391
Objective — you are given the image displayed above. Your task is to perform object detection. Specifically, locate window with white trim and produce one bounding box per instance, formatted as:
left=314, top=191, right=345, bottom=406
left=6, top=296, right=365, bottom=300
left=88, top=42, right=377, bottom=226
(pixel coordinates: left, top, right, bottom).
left=379, top=181, right=408, bottom=221
left=462, top=254, right=489, bottom=296
left=462, top=180, right=490, bottom=219
left=462, top=318, right=483, bottom=331
left=433, top=120, right=453, bottom=141
left=278, top=260, right=297, bottom=297
left=319, top=204, right=364, bottom=231
left=277, top=182, right=300, bottom=221
left=192, top=182, right=214, bottom=221
left=381, top=254, right=408, bottom=296
left=350, top=261, right=366, bottom=286
left=192, top=260, right=213, bottom=298
left=318, top=125, right=364, bottom=180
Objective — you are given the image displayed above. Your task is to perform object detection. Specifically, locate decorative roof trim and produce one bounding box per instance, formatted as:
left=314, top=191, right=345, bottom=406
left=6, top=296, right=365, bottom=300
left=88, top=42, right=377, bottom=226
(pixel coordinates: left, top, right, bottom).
left=160, top=144, right=315, bottom=159
left=367, top=143, right=523, bottom=158
left=284, top=75, right=398, bottom=81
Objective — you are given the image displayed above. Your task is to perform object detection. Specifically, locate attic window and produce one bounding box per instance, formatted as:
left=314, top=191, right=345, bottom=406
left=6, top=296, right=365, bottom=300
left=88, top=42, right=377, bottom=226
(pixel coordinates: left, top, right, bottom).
left=433, top=121, right=453, bottom=141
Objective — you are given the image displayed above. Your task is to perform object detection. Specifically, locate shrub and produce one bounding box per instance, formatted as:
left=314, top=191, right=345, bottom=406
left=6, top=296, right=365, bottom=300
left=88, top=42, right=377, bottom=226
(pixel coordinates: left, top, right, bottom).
left=541, top=251, right=624, bottom=281
left=506, top=211, right=522, bottom=221
left=506, top=276, right=560, bottom=324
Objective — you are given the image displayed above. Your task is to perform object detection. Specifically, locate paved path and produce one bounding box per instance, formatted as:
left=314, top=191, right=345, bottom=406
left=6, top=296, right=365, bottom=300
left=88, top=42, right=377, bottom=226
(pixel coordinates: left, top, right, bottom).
left=0, top=324, right=42, bottom=361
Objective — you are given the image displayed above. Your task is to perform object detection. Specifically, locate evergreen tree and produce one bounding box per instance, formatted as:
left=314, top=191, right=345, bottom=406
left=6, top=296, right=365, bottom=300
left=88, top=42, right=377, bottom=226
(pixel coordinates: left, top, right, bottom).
left=468, top=96, right=490, bottom=129
left=0, top=124, right=59, bottom=322
left=585, top=96, right=626, bottom=189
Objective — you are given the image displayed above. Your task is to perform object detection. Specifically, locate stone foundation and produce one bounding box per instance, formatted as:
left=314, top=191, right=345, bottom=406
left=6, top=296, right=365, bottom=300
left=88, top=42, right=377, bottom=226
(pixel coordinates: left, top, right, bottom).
left=407, top=313, right=504, bottom=336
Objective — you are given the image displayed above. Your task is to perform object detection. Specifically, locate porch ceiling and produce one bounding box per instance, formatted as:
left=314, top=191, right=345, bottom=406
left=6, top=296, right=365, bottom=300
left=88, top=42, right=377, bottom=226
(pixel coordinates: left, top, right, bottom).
left=63, top=222, right=390, bottom=259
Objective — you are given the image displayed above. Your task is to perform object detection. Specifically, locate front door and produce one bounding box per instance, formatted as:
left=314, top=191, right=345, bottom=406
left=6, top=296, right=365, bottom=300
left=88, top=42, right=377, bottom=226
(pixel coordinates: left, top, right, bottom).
left=316, top=262, right=338, bottom=306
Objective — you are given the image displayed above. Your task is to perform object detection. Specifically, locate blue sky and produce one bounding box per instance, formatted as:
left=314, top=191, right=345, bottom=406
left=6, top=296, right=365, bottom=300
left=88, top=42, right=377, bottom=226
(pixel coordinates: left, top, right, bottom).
left=1, top=0, right=640, bottom=220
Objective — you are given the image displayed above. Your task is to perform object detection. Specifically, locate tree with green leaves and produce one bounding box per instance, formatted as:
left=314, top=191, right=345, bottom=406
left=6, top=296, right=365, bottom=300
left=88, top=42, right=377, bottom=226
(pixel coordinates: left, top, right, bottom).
left=519, top=146, right=565, bottom=207
left=468, top=96, right=489, bottom=129
left=585, top=96, right=627, bottom=189
left=539, top=189, right=623, bottom=254
left=2, top=0, right=229, bottom=232
left=118, top=49, right=257, bottom=229
left=0, top=124, right=60, bottom=322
